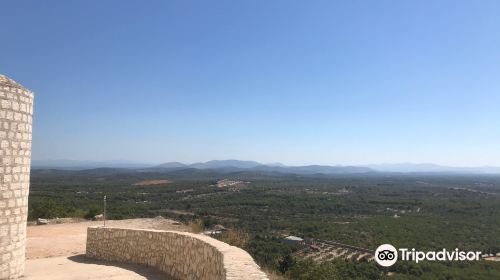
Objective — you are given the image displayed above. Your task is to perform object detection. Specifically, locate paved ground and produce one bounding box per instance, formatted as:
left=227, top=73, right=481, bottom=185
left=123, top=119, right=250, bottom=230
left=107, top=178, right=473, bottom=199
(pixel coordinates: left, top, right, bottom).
left=27, top=218, right=189, bottom=259
left=24, top=255, right=168, bottom=280
left=25, top=218, right=189, bottom=279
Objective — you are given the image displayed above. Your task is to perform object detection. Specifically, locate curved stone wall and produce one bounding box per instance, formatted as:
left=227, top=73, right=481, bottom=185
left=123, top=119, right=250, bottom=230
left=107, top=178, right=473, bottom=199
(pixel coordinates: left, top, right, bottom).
left=86, top=227, right=268, bottom=280
left=0, top=75, right=34, bottom=280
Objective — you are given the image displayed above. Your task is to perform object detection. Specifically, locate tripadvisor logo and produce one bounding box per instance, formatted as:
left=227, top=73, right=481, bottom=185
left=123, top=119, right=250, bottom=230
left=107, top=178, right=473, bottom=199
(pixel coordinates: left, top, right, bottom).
left=374, top=244, right=481, bottom=267
left=375, top=244, right=398, bottom=267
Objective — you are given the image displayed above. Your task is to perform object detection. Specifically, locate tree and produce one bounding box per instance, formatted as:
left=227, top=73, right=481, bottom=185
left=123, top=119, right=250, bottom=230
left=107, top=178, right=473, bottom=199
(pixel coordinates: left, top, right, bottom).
left=278, top=254, right=295, bottom=274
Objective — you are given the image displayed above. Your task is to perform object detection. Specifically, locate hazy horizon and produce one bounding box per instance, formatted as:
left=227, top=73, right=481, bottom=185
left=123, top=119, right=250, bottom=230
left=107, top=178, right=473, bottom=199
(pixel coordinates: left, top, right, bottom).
left=31, top=158, right=500, bottom=169
left=3, top=1, right=500, bottom=166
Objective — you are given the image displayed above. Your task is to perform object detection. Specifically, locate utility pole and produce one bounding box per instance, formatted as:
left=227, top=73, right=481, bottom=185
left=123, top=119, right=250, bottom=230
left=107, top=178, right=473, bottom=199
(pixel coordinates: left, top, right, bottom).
left=103, top=195, right=107, bottom=227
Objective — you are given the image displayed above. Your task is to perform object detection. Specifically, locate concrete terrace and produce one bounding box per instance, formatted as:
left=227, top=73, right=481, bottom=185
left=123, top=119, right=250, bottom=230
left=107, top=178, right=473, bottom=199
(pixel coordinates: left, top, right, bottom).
left=25, top=256, right=167, bottom=280
left=24, top=218, right=187, bottom=280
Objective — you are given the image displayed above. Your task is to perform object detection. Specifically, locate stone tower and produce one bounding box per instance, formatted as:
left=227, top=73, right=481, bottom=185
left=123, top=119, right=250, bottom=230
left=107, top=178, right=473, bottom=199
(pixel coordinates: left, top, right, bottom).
left=0, top=75, right=34, bottom=279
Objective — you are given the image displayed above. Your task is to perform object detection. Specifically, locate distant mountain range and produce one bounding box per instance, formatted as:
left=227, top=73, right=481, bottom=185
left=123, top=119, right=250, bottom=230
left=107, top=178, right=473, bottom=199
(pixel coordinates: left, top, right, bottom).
left=31, top=159, right=153, bottom=170
left=367, top=163, right=500, bottom=174
left=151, top=160, right=372, bottom=175
left=31, top=159, right=500, bottom=175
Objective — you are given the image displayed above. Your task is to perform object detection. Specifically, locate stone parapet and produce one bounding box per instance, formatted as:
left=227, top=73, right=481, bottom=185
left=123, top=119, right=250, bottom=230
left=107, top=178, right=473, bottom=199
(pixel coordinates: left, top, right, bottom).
left=86, top=227, right=268, bottom=280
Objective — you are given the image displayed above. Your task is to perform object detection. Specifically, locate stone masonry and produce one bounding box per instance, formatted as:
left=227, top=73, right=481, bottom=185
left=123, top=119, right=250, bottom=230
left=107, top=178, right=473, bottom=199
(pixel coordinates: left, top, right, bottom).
left=86, top=227, right=269, bottom=280
left=0, top=75, right=34, bottom=280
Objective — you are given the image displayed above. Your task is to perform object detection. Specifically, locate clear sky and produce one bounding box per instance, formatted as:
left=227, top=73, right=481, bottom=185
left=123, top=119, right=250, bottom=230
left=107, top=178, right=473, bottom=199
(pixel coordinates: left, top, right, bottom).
left=2, top=1, right=500, bottom=166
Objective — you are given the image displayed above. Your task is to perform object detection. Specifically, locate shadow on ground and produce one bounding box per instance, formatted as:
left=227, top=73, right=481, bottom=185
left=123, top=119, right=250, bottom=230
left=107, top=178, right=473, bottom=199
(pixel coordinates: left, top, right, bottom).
left=67, top=254, right=168, bottom=280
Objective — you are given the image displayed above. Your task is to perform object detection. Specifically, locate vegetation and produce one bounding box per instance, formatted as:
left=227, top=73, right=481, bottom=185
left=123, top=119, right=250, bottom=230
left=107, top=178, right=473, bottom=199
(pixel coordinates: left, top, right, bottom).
left=288, top=259, right=382, bottom=280
left=28, top=168, right=500, bottom=279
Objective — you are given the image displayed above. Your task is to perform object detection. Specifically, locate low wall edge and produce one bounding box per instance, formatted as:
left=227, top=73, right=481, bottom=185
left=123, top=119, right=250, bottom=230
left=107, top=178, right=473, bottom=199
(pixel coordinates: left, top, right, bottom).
left=85, top=226, right=268, bottom=280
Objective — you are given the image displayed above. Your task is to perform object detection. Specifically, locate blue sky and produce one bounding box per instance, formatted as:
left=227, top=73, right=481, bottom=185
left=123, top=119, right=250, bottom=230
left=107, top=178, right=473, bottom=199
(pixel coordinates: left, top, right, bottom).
left=2, top=0, right=500, bottom=166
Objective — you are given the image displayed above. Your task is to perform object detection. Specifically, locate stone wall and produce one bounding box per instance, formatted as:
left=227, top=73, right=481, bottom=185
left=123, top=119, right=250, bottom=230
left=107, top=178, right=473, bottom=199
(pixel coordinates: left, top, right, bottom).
left=86, top=227, right=269, bottom=280
left=0, top=75, right=34, bottom=280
